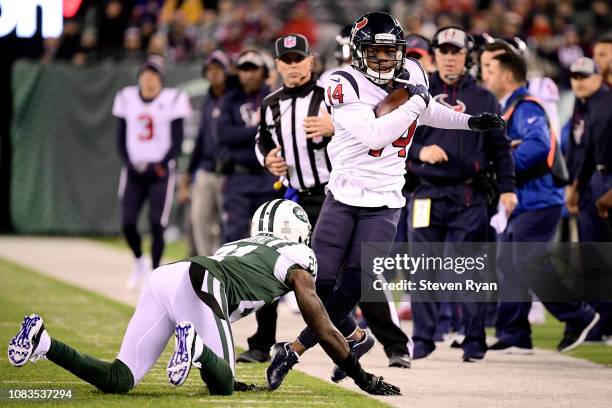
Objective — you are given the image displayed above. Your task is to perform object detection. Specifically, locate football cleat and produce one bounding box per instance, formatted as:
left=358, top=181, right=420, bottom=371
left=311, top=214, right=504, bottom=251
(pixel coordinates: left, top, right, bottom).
left=388, top=352, right=411, bottom=368
left=8, top=314, right=46, bottom=367
left=167, top=321, right=197, bottom=386
left=331, top=330, right=375, bottom=382
left=266, top=342, right=299, bottom=391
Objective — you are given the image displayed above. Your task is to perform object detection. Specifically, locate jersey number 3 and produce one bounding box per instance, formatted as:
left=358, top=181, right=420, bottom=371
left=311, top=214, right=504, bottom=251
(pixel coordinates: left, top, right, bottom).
left=138, top=114, right=154, bottom=140
left=368, top=120, right=417, bottom=158
left=327, top=84, right=343, bottom=105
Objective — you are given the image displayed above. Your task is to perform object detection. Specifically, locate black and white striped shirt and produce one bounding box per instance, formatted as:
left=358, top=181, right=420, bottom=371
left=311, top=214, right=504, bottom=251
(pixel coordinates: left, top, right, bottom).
left=255, top=77, right=332, bottom=190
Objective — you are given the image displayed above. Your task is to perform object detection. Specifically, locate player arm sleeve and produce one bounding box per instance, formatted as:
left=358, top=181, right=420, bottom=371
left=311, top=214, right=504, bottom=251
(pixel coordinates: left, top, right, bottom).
left=484, top=100, right=515, bottom=193
left=116, top=118, right=131, bottom=167
left=418, top=98, right=471, bottom=130
left=255, top=104, right=276, bottom=167
left=187, top=118, right=205, bottom=177
left=171, top=91, right=193, bottom=119
left=334, top=99, right=427, bottom=151
left=161, top=118, right=184, bottom=165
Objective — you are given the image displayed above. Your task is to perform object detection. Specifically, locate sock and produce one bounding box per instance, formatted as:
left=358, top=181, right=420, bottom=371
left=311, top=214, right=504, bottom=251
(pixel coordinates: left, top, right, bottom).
left=35, top=330, right=51, bottom=355
left=193, top=335, right=204, bottom=362
left=46, top=338, right=134, bottom=393
left=196, top=344, right=234, bottom=396
left=123, top=224, right=142, bottom=258
left=150, top=223, right=164, bottom=268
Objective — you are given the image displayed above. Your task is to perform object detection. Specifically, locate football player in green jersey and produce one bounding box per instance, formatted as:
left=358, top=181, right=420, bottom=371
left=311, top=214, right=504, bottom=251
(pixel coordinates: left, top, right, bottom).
left=8, top=199, right=400, bottom=396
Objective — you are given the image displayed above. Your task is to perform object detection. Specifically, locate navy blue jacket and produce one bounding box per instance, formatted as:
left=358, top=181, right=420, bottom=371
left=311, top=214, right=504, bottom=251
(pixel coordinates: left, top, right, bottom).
left=217, top=84, right=271, bottom=171
left=563, top=97, right=588, bottom=183
left=576, top=85, right=612, bottom=186
left=187, top=87, right=224, bottom=174
left=503, top=86, right=563, bottom=214
left=407, top=73, right=515, bottom=194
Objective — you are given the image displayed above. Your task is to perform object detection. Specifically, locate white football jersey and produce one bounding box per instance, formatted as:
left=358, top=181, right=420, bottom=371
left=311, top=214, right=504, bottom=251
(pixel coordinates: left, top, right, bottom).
left=112, top=86, right=192, bottom=164
left=323, top=60, right=471, bottom=208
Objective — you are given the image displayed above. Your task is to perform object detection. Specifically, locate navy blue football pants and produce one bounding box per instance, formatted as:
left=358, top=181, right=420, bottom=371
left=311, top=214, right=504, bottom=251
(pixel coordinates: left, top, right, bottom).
left=297, top=193, right=401, bottom=349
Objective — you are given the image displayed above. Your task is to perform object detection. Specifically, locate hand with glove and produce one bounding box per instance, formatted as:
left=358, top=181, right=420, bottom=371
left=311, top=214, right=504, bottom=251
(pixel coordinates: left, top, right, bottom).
left=354, top=372, right=402, bottom=396
left=468, top=113, right=507, bottom=131
left=338, top=352, right=401, bottom=396
left=406, top=84, right=431, bottom=107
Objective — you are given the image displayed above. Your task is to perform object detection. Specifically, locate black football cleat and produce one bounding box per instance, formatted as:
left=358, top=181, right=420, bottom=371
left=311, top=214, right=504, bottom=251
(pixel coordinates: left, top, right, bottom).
left=266, top=342, right=299, bottom=391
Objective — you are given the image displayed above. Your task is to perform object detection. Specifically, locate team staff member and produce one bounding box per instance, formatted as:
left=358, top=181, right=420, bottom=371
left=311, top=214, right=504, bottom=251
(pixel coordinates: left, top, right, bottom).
left=593, top=35, right=612, bottom=87
left=566, top=58, right=612, bottom=241
left=258, top=35, right=334, bottom=222
left=217, top=50, right=277, bottom=244
left=406, top=27, right=516, bottom=362
left=566, top=57, right=612, bottom=341
left=179, top=50, right=233, bottom=256
left=483, top=52, right=600, bottom=354
left=113, top=55, right=192, bottom=290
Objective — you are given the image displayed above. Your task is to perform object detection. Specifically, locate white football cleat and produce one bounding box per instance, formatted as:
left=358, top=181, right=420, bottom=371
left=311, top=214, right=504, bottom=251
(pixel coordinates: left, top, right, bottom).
left=126, top=256, right=149, bottom=291
left=167, top=321, right=197, bottom=386
left=8, top=314, right=46, bottom=367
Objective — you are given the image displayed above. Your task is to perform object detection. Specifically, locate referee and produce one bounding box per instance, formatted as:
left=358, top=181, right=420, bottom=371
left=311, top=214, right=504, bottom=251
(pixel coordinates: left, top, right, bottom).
left=236, top=34, right=332, bottom=363
left=257, top=34, right=334, bottom=221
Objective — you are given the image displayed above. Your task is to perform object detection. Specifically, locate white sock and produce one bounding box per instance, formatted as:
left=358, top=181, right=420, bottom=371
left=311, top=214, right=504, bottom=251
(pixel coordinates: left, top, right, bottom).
left=35, top=330, right=51, bottom=355
left=193, top=335, right=204, bottom=362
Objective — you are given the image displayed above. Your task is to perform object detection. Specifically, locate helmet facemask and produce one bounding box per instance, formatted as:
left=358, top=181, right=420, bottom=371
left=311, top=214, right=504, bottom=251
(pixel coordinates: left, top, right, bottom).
left=353, top=36, right=406, bottom=84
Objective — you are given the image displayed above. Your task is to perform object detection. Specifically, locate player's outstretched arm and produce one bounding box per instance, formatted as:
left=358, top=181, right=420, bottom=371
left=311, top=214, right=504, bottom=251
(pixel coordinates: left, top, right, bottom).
left=419, top=98, right=506, bottom=132
left=289, top=269, right=401, bottom=396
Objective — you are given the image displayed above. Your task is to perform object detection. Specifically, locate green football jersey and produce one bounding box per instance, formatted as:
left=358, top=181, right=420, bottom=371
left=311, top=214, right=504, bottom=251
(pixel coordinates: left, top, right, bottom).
left=189, top=235, right=317, bottom=322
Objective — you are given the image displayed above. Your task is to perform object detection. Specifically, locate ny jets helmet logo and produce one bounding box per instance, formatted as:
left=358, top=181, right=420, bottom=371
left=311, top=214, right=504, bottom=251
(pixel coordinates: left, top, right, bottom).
left=293, top=207, right=308, bottom=223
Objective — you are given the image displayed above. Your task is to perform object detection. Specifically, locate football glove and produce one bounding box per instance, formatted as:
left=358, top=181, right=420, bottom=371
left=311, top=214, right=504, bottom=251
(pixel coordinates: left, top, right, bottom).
left=406, top=84, right=431, bottom=107
left=355, top=372, right=401, bottom=396
left=468, top=113, right=507, bottom=131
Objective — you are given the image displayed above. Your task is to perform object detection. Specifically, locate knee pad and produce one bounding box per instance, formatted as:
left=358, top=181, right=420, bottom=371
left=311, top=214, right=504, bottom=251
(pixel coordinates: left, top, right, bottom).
left=98, top=360, right=135, bottom=394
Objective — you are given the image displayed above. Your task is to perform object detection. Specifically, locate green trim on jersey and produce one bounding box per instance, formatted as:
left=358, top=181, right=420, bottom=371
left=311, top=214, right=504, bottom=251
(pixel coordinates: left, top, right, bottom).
left=188, top=235, right=316, bottom=322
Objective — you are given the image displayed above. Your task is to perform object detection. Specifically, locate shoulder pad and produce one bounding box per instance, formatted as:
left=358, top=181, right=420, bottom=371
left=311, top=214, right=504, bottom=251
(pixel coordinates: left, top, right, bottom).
left=278, top=244, right=318, bottom=277
left=324, top=69, right=360, bottom=107
left=403, top=57, right=429, bottom=88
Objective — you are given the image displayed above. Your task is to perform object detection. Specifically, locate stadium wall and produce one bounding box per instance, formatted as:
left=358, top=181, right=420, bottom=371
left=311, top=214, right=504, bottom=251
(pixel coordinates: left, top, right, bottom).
left=10, top=61, right=202, bottom=234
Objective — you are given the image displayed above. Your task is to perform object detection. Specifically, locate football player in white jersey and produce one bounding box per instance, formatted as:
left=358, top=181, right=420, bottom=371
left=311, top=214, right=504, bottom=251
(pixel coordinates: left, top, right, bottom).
left=267, top=11, right=506, bottom=388
left=112, top=55, right=192, bottom=290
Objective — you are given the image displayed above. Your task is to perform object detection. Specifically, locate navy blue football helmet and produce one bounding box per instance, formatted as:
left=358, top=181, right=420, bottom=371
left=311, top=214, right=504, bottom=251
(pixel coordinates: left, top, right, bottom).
left=350, top=12, right=406, bottom=84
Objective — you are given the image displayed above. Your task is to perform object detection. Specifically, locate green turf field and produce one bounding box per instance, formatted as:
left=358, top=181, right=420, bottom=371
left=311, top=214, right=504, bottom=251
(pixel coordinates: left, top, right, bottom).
left=531, top=314, right=612, bottom=367
left=0, top=258, right=389, bottom=407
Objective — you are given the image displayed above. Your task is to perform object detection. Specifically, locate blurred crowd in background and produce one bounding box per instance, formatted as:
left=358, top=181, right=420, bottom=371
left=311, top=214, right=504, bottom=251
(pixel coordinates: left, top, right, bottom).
left=42, top=0, right=612, bottom=89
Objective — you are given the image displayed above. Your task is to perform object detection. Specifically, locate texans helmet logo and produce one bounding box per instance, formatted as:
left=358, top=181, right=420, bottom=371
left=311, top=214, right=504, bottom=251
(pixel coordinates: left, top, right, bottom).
left=433, top=94, right=466, bottom=113
left=355, top=17, right=368, bottom=30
